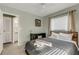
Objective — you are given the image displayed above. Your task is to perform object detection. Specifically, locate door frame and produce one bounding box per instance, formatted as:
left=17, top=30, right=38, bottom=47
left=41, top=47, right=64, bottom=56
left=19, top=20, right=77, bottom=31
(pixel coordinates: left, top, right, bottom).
left=2, top=11, right=20, bottom=46
left=0, top=10, right=3, bottom=54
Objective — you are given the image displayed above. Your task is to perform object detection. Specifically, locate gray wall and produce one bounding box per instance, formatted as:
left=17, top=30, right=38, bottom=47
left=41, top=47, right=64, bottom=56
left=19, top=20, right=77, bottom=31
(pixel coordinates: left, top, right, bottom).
left=0, top=5, right=46, bottom=45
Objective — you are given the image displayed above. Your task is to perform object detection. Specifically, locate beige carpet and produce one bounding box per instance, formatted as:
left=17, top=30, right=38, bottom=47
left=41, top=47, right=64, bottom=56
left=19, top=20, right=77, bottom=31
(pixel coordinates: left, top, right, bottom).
left=2, top=43, right=26, bottom=55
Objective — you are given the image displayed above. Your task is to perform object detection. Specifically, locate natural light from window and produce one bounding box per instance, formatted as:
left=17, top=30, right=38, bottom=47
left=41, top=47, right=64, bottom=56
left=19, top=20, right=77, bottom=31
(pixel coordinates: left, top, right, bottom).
left=50, top=14, right=68, bottom=31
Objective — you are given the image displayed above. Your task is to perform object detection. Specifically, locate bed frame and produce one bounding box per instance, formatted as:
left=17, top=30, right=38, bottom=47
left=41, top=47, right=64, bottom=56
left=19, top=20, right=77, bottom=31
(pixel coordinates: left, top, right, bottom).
left=50, top=31, right=78, bottom=45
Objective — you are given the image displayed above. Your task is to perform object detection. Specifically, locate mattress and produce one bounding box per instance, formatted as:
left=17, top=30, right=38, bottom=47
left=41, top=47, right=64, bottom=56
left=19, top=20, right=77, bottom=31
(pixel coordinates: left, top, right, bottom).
left=25, top=38, right=78, bottom=55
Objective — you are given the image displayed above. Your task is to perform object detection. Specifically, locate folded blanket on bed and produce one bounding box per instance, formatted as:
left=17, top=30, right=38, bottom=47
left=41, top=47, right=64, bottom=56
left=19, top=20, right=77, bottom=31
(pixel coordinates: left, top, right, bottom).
left=34, top=39, right=52, bottom=48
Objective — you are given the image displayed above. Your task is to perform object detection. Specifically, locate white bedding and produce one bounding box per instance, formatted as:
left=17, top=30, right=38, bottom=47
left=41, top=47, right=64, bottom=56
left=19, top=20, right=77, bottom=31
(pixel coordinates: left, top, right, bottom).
left=34, top=39, right=52, bottom=48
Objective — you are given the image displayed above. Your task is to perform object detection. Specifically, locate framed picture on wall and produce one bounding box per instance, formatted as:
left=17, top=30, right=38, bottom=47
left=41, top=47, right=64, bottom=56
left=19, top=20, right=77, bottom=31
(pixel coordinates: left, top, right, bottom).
left=35, top=19, right=41, bottom=27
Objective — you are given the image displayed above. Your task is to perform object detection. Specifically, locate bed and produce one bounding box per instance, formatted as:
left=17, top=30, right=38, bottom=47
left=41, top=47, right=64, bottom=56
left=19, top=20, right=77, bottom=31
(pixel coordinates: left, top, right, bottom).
left=25, top=31, right=78, bottom=55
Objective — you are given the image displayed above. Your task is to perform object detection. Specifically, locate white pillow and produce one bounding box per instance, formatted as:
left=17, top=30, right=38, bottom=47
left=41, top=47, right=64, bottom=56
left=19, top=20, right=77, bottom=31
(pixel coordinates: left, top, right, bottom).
left=59, top=33, right=73, bottom=37
left=59, top=33, right=72, bottom=40
left=58, top=33, right=72, bottom=42
left=38, top=36, right=42, bottom=39
left=49, top=32, right=59, bottom=39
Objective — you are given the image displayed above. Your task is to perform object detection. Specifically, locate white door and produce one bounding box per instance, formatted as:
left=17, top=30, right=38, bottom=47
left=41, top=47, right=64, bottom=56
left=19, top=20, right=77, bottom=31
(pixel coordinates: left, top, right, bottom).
left=3, top=15, right=13, bottom=43
left=0, top=10, right=3, bottom=54
left=13, top=17, right=19, bottom=43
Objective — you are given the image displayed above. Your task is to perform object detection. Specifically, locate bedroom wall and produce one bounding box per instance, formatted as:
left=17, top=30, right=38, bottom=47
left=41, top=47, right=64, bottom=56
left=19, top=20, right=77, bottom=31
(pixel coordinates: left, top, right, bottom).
left=0, top=5, right=45, bottom=45
left=43, top=4, right=79, bottom=45
left=42, top=16, right=49, bottom=37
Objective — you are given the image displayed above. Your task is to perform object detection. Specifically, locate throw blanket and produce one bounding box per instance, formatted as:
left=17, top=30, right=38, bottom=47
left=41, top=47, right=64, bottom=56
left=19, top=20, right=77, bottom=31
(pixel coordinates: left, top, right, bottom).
left=34, top=39, right=52, bottom=47
left=39, top=47, right=67, bottom=55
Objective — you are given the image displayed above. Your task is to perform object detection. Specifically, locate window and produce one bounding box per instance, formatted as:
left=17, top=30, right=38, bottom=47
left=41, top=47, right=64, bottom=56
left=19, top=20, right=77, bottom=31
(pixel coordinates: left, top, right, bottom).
left=50, top=14, right=68, bottom=31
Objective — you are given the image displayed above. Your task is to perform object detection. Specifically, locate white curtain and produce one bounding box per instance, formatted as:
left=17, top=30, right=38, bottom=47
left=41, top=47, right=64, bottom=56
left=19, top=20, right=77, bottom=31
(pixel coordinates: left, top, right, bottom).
left=68, top=10, right=76, bottom=32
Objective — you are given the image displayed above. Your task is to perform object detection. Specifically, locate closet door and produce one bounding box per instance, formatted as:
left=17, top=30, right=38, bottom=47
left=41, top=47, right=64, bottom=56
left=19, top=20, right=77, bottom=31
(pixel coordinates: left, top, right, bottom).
left=0, top=10, right=3, bottom=54
left=3, top=15, right=12, bottom=43
left=13, top=17, right=19, bottom=43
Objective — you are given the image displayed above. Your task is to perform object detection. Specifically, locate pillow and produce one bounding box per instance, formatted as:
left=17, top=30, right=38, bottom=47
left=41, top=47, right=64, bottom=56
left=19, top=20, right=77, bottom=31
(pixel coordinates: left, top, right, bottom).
left=38, top=36, right=42, bottom=39
left=59, top=33, right=72, bottom=41
left=59, top=33, right=73, bottom=37
left=49, top=32, right=59, bottom=39
left=58, top=33, right=73, bottom=42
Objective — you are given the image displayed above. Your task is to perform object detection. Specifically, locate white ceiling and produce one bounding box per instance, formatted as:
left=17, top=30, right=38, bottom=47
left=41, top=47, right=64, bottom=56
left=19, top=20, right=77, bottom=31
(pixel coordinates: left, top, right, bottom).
left=0, top=3, right=78, bottom=17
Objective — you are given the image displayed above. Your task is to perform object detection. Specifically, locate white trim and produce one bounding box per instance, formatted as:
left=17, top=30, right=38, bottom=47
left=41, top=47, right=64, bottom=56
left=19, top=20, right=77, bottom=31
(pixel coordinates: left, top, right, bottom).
left=2, top=11, right=20, bottom=46
left=0, top=10, right=3, bottom=54
left=2, top=11, right=19, bottom=17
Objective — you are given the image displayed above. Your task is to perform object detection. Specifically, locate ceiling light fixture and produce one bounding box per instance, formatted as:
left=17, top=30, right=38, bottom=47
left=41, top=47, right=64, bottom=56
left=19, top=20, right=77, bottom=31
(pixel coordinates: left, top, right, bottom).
left=40, top=3, right=46, bottom=8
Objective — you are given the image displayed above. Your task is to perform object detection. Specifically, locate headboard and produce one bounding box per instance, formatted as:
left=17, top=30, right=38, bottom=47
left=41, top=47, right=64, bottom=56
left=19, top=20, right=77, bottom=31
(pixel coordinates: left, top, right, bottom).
left=30, top=33, right=46, bottom=40
left=50, top=31, right=78, bottom=45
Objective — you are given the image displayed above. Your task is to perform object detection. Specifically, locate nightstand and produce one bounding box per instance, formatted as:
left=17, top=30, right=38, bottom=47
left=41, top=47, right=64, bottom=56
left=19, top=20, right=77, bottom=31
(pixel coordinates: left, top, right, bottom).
left=72, top=32, right=78, bottom=45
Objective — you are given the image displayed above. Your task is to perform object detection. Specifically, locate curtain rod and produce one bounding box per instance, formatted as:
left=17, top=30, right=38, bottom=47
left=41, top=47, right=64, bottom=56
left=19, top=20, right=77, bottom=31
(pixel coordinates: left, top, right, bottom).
left=49, top=9, right=76, bottom=18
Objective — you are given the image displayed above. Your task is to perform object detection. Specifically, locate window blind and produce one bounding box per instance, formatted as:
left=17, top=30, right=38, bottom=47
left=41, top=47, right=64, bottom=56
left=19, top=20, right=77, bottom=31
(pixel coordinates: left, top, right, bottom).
left=50, top=14, right=68, bottom=31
